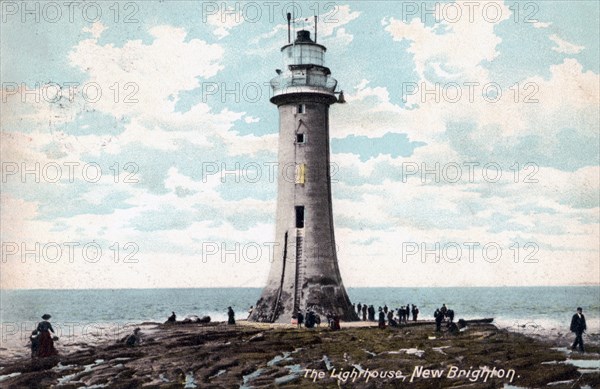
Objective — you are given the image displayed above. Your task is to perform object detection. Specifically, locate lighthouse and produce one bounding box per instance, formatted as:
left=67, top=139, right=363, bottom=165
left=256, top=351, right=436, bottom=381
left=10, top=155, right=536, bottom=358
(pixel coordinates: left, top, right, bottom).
left=250, top=19, right=358, bottom=323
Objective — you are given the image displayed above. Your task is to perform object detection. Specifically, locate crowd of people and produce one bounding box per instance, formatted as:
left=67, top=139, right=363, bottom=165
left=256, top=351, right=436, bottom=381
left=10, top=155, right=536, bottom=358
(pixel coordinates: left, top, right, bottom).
left=292, top=309, right=340, bottom=330
left=353, top=302, right=421, bottom=326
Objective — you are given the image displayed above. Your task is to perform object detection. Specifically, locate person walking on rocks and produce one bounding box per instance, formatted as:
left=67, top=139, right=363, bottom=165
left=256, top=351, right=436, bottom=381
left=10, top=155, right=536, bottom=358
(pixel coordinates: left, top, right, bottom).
left=570, top=307, right=587, bottom=352
left=36, top=314, right=58, bottom=357
left=227, top=307, right=236, bottom=325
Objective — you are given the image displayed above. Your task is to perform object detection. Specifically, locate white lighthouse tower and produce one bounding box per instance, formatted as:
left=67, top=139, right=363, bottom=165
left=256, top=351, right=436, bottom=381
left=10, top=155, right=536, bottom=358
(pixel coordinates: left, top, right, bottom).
left=250, top=17, right=358, bottom=323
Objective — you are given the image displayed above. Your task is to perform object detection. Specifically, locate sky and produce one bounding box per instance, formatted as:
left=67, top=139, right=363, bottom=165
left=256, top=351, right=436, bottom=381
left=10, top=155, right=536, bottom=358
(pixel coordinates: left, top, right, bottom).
left=1, top=0, right=598, bottom=289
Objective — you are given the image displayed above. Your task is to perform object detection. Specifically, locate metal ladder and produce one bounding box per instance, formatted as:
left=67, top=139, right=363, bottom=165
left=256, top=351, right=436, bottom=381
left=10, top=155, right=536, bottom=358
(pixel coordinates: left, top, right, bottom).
left=293, top=229, right=304, bottom=312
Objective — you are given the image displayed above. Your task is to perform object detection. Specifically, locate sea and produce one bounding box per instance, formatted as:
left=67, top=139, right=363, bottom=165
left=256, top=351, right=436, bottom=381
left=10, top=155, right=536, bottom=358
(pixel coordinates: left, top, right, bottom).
left=1, top=286, right=599, bottom=361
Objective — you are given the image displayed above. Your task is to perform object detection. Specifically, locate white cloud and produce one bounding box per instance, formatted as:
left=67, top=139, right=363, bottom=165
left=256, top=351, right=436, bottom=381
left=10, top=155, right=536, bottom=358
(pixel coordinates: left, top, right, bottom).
left=82, top=22, right=107, bottom=39
left=549, top=34, right=584, bottom=54
left=533, top=21, right=552, bottom=29
left=68, top=25, right=224, bottom=118
left=205, top=8, right=245, bottom=39
left=244, top=115, right=260, bottom=123
left=383, top=0, right=510, bottom=82
left=251, top=4, right=360, bottom=54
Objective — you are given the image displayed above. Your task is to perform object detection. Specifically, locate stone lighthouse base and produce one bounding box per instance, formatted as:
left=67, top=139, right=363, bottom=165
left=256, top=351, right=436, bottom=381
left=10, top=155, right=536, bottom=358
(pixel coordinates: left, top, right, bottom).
left=250, top=281, right=359, bottom=323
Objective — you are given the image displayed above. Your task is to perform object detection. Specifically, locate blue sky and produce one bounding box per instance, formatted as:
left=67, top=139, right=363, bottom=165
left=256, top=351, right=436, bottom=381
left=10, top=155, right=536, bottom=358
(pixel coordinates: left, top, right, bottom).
left=1, top=1, right=598, bottom=288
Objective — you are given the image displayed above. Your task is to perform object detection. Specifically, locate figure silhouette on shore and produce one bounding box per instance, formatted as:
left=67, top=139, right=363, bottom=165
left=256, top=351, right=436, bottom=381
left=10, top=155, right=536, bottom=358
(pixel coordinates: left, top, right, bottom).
left=227, top=307, right=236, bottom=325
left=368, top=305, right=375, bottom=321
left=434, top=309, right=443, bottom=332
left=362, top=305, right=367, bottom=321
left=440, top=304, right=448, bottom=317
left=167, top=312, right=176, bottom=323
left=36, top=314, right=58, bottom=358
left=398, top=306, right=406, bottom=324
left=296, top=311, right=304, bottom=327
left=378, top=308, right=386, bottom=329
left=387, top=310, right=397, bottom=327
left=570, top=307, right=586, bottom=352
left=305, top=310, right=316, bottom=328
left=411, top=305, right=419, bottom=321
left=125, top=328, right=142, bottom=347
left=29, top=331, right=40, bottom=359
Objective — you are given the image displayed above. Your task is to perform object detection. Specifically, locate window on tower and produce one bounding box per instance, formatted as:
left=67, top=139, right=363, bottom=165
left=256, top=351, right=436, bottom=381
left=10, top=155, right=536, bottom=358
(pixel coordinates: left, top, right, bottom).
left=296, top=133, right=305, bottom=144
left=295, top=163, right=306, bottom=184
left=297, top=104, right=305, bottom=114
left=295, top=206, right=305, bottom=229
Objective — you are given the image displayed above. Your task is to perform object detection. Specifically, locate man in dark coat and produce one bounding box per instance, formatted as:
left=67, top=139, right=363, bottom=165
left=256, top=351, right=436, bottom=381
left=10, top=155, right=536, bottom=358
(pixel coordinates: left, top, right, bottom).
left=378, top=308, right=386, bottom=329
left=368, top=305, right=375, bottom=321
left=570, top=307, right=586, bottom=352
left=362, top=305, right=367, bottom=321
left=297, top=311, right=304, bottom=328
left=411, top=305, right=419, bottom=321
left=227, top=307, right=235, bottom=325
left=434, top=309, right=443, bottom=332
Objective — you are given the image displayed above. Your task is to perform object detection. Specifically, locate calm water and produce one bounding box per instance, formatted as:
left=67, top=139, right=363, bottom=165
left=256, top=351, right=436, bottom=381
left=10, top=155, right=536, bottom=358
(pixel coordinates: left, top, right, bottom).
left=1, top=286, right=599, bottom=359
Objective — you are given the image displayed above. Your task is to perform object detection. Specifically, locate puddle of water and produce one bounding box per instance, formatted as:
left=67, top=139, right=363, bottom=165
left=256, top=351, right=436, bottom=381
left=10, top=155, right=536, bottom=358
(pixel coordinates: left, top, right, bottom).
left=183, top=372, right=197, bottom=388
left=57, top=359, right=105, bottom=385
left=53, top=362, right=77, bottom=371
left=57, top=370, right=80, bottom=385
left=399, top=348, right=425, bottom=358
left=352, top=364, right=365, bottom=373
left=322, top=355, right=333, bottom=371
left=274, top=364, right=304, bottom=385
left=240, top=368, right=265, bottom=389
left=547, top=380, right=574, bottom=386
left=110, top=357, right=130, bottom=362
left=267, top=352, right=292, bottom=366
left=209, top=369, right=226, bottom=379
left=432, top=346, right=449, bottom=355
left=0, top=372, right=21, bottom=382
left=565, top=359, right=600, bottom=369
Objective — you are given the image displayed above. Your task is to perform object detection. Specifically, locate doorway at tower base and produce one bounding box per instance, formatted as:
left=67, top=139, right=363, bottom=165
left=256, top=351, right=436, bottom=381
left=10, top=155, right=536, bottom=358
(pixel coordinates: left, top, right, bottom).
left=249, top=283, right=359, bottom=323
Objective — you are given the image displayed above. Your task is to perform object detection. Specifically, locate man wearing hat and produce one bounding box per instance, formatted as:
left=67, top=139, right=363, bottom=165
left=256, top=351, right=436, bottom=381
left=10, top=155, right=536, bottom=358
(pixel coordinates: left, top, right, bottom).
left=570, top=307, right=587, bottom=352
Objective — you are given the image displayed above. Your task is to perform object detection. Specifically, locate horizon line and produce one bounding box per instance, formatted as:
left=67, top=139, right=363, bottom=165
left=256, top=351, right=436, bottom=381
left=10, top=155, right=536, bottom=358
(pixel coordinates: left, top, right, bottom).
left=1, top=284, right=598, bottom=292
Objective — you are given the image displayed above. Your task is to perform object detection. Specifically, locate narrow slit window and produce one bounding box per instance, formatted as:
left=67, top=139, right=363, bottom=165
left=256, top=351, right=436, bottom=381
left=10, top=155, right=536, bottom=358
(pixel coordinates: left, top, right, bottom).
left=297, top=104, right=305, bottom=114
left=295, top=206, right=305, bottom=229
left=296, top=133, right=305, bottom=143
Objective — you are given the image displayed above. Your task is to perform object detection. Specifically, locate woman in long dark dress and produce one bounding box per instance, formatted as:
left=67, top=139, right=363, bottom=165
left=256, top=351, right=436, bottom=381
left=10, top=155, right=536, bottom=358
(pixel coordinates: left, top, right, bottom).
left=227, top=307, right=235, bottom=325
left=36, top=314, right=58, bottom=357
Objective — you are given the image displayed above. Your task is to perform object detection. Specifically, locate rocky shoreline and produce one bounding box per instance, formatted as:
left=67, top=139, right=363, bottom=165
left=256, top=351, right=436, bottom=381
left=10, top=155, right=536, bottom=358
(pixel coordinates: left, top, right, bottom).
left=0, top=320, right=598, bottom=388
